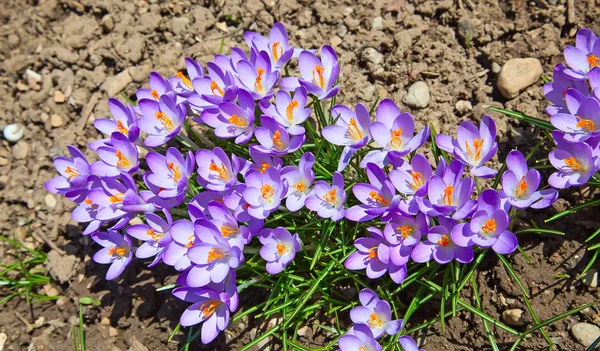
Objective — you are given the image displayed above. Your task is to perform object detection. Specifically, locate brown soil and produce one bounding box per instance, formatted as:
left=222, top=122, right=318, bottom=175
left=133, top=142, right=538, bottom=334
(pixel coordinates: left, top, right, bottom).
left=1, top=0, right=600, bottom=350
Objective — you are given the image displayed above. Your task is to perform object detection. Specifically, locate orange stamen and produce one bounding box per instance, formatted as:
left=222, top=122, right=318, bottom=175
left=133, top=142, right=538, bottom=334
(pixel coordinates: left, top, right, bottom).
left=254, top=68, right=265, bottom=93
left=199, top=300, right=220, bottom=319
left=259, top=162, right=270, bottom=174
left=347, top=118, right=363, bottom=142
left=397, top=225, right=414, bottom=238
left=209, top=162, right=229, bottom=180
left=154, top=111, right=174, bottom=130
left=515, top=176, right=528, bottom=197
left=150, top=89, right=160, bottom=100
left=437, top=234, right=451, bottom=247
left=176, top=72, right=194, bottom=89
left=481, top=219, right=496, bottom=234
left=168, top=161, right=182, bottom=182
left=116, top=120, right=129, bottom=135
left=108, top=246, right=127, bottom=258
left=286, top=100, right=299, bottom=121
left=272, top=130, right=285, bottom=151
left=368, top=313, right=383, bottom=328
left=272, top=42, right=283, bottom=61
left=64, top=166, right=80, bottom=179
left=390, top=128, right=403, bottom=149
left=312, top=65, right=325, bottom=89
left=465, top=138, right=484, bottom=161
left=84, top=198, right=93, bottom=205
left=409, top=170, right=425, bottom=190
left=294, top=181, right=306, bottom=193
left=369, top=191, right=389, bottom=206
left=210, top=80, right=225, bottom=96
left=146, top=229, right=164, bottom=241
left=109, top=192, right=124, bottom=204
left=276, top=243, right=287, bottom=255
left=443, top=185, right=454, bottom=206
left=220, top=225, right=237, bottom=238
left=576, top=116, right=596, bottom=132
left=228, top=114, right=247, bottom=127
left=587, top=54, right=600, bottom=69
left=115, top=150, right=131, bottom=168
left=367, top=247, right=378, bottom=259
left=564, top=157, right=582, bottom=171
left=207, top=248, right=225, bottom=262
left=184, top=235, right=195, bottom=248
left=324, top=188, right=338, bottom=204
left=261, top=184, right=275, bottom=199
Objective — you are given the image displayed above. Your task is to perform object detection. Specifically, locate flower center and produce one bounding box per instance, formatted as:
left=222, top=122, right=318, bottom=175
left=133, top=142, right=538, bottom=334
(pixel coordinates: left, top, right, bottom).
left=369, top=191, right=389, bottom=206
left=587, top=54, right=600, bottom=69
left=115, top=149, right=131, bottom=168
left=199, top=300, right=220, bottom=319
left=220, top=225, right=238, bottom=238
left=437, top=234, right=451, bottom=247
left=184, top=235, right=195, bottom=249
left=390, top=128, right=403, bottom=149
left=276, top=243, right=287, bottom=255
left=207, top=247, right=225, bottom=262
left=116, top=120, right=129, bottom=135
left=397, top=225, right=414, bottom=238
left=150, top=89, right=160, bottom=100
left=176, top=72, right=194, bottom=90
left=368, top=313, right=383, bottom=328
left=146, top=229, right=164, bottom=241
left=443, top=185, right=454, bottom=206
left=109, top=246, right=128, bottom=258
left=465, top=138, right=484, bottom=161
left=168, top=161, right=182, bottom=183
left=409, top=170, right=425, bottom=190
left=515, top=176, right=528, bottom=197
left=358, top=347, right=368, bottom=351
left=312, top=65, right=325, bottom=89
left=254, top=68, right=265, bottom=93
left=347, top=118, right=363, bottom=142
left=272, top=130, right=285, bottom=151
left=576, top=116, right=595, bottom=132
left=261, top=184, right=275, bottom=199
left=481, top=219, right=496, bottom=234
left=294, top=180, right=306, bottom=193
left=324, top=188, right=338, bottom=204
left=367, top=247, right=378, bottom=259
left=272, top=41, right=283, bottom=61
left=64, top=166, right=80, bottom=179
left=154, top=111, right=174, bottom=131
left=564, top=156, right=582, bottom=171
left=286, top=100, right=298, bottom=121
left=228, top=114, right=247, bottom=128
left=259, top=162, right=270, bottom=173
left=209, top=162, right=229, bottom=180
left=210, top=80, right=225, bottom=96
left=108, top=192, right=125, bottom=204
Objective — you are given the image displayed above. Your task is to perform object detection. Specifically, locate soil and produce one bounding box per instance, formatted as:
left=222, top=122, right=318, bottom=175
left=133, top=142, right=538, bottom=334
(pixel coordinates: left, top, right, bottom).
left=1, top=0, right=600, bottom=350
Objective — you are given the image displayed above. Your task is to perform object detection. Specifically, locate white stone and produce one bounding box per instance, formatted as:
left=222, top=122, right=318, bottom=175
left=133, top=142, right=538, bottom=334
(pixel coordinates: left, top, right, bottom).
left=3, top=123, right=25, bottom=142
left=572, top=322, right=600, bottom=348
left=45, top=194, right=57, bottom=208
left=502, top=309, right=525, bottom=326
left=373, top=16, right=383, bottom=30
left=455, top=100, right=473, bottom=115
left=581, top=268, right=599, bottom=288
left=404, top=81, right=430, bottom=108
left=497, top=58, right=543, bottom=99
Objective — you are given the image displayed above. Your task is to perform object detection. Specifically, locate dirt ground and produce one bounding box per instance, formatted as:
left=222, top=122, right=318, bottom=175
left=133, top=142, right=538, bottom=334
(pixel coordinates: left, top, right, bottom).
left=1, top=0, right=600, bottom=350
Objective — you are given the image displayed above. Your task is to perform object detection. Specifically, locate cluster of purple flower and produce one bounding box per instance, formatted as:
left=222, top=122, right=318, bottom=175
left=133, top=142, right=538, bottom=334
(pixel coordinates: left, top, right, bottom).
left=544, top=28, right=600, bottom=188
left=45, top=20, right=559, bottom=346
left=338, top=288, right=424, bottom=351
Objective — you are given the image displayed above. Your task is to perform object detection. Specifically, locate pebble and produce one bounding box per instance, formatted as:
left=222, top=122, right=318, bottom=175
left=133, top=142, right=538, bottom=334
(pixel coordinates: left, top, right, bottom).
left=55, top=296, right=70, bottom=309
left=373, top=16, right=383, bottom=30
left=581, top=268, right=599, bottom=288
left=43, top=284, right=59, bottom=297
left=491, top=62, right=502, bottom=74
left=0, top=332, right=7, bottom=350
left=3, top=123, right=25, bottom=142
left=455, top=100, right=473, bottom=115
left=330, top=35, right=343, bottom=48
left=45, top=194, right=57, bottom=208
left=497, top=58, right=543, bottom=99
left=16, top=81, right=28, bottom=91
left=0, top=157, right=7, bottom=166
left=404, top=81, right=430, bottom=108
left=109, top=327, right=118, bottom=337
left=502, top=309, right=525, bottom=326
left=25, top=69, right=42, bottom=83
left=215, top=22, right=228, bottom=32
left=12, top=140, right=29, bottom=159
left=102, top=69, right=133, bottom=97
left=50, top=114, right=64, bottom=127
left=572, top=322, right=600, bottom=348
left=101, top=15, right=114, bottom=32
left=101, top=317, right=111, bottom=326
left=363, top=47, right=384, bottom=66
left=54, top=90, right=65, bottom=103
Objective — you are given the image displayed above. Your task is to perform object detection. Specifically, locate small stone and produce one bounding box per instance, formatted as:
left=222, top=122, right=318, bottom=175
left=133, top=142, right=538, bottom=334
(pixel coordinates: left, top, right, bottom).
left=50, top=114, right=64, bottom=127
left=128, top=339, right=149, bottom=351
left=404, top=81, right=430, bottom=108
left=363, top=48, right=384, bottom=66
left=491, top=62, right=502, bottom=74
left=101, top=15, right=115, bottom=32
left=581, top=268, right=599, bottom=288
left=3, top=123, right=25, bottom=142
left=25, top=69, right=41, bottom=83
left=56, top=296, right=70, bottom=308
left=43, top=284, right=59, bottom=297
left=45, top=194, right=57, bottom=209
left=16, top=81, right=29, bottom=91
left=109, top=327, right=118, bottom=337
left=101, top=317, right=111, bottom=326
left=297, top=326, right=309, bottom=336
left=497, top=58, right=543, bottom=99
left=54, top=90, right=65, bottom=103
left=34, top=316, right=45, bottom=328
left=502, top=309, right=525, bottom=326
left=572, top=322, right=600, bottom=348
left=0, top=157, right=7, bottom=166
left=102, top=69, right=133, bottom=97
left=455, top=100, right=473, bottom=115
left=330, top=35, right=343, bottom=48
left=12, top=140, right=29, bottom=159
left=0, top=332, right=7, bottom=350
left=215, top=22, right=228, bottom=32
left=372, top=16, right=383, bottom=30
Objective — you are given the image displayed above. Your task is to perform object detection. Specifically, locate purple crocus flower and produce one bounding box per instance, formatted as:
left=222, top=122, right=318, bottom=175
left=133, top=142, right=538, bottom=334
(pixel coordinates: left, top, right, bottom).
left=45, top=145, right=93, bottom=202
left=172, top=285, right=231, bottom=344
left=349, top=289, right=403, bottom=339
left=305, top=171, right=346, bottom=221
left=137, top=95, right=186, bottom=147
left=170, top=57, right=205, bottom=97
left=196, top=147, right=241, bottom=191
left=416, top=160, right=476, bottom=220
left=398, top=336, right=426, bottom=351
left=136, top=72, right=174, bottom=102
left=384, top=213, right=429, bottom=266
left=563, top=28, right=600, bottom=79
left=346, top=163, right=401, bottom=222
left=338, top=322, right=382, bottom=351
left=126, top=210, right=172, bottom=266
left=206, top=200, right=251, bottom=250
left=253, top=116, right=306, bottom=155
left=186, top=219, right=242, bottom=287
left=260, top=87, right=311, bottom=135
left=548, top=131, right=600, bottom=188
left=411, top=217, right=474, bottom=264
left=281, top=152, right=315, bottom=211
left=162, top=219, right=196, bottom=270
left=436, top=115, right=498, bottom=178
left=239, top=148, right=283, bottom=176
left=543, top=64, right=589, bottom=116
left=361, top=99, right=430, bottom=167
left=501, top=150, right=558, bottom=209
left=242, top=168, right=287, bottom=220
left=201, top=89, right=255, bottom=144
left=388, top=154, right=434, bottom=215
left=69, top=182, right=106, bottom=236
left=259, top=227, right=302, bottom=274
left=144, top=148, right=194, bottom=204
left=92, top=98, right=140, bottom=148
left=322, top=103, right=371, bottom=171
left=91, top=229, right=133, bottom=280
left=551, top=95, right=600, bottom=141
left=91, top=132, right=139, bottom=177
left=244, top=22, right=295, bottom=71
left=235, top=51, right=279, bottom=100
left=452, top=189, right=518, bottom=254
left=281, top=45, right=340, bottom=100
left=187, top=62, right=237, bottom=111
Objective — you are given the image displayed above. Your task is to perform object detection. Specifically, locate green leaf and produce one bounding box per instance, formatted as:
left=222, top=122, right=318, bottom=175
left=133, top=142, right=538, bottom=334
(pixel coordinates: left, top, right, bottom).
left=79, top=297, right=93, bottom=305
left=488, top=106, right=553, bottom=131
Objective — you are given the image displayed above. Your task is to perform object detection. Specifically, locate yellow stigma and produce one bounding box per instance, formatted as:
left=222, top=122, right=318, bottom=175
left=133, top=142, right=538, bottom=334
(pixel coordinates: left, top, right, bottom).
left=228, top=114, right=247, bottom=127
left=324, top=188, right=337, bottom=204
left=115, top=150, right=131, bottom=168
left=64, top=166, right=80, bottom=179
left=261, top=184, right=275, bottom=199
left=150, top=89, right=160, bottom=100
left=465, top=138, right=484, bottom=161
left=397, top=225, right=414, bottom=238
left=369, top=191, right=389, bottom=206
left=347, top=118, right=363, bottom=142
left=167, top=161, right=182, bottom=183
left=272, top=130, right=285, bottom=151
left=312, top=65, right=325, bottom=89
left=207, top=248, right=225, bottom=262
left=437, top=234, right=451, bottom=247
left=367, top=247, right=378, bottom=259
left=576, top=116, right=595, bottom=132
left=564, top=156, right=582, bottom=171
left=154, top=111, right=174, bottom=130
left=209, top=162, right=229, bottom=180
left=276, top=243, right=287, bottom=255
left=199, top=300, right=220, bottom=319
left=390, top=128, right=403, bottom=149
left=108, top=192, right=125, bottom=204
left=294, top=181, right=306, bottom=193
left=515, top=176, right=528, bottom=197
left=259, top=162, right=270, bottom=174
left=286, top=100, right=299, bottom=121
left=116, top=120, right=129, bottom=135
left=109, top=246, right=127, bottom=258
left=367, top=313, right=383, bottom=328
left=176, top=72, right=193, bottom=89
left=220, top=225, right=237, bottom=238
left=146, top=229, right=164, bottom=241
left=481, top=219, right=496, bottom=234
left=409, top=170, right=425, bottom=190
left=587, top=54, right=600, bottom=69
left=272, top=41, right=283, bottom=61
left=442, top=185, right=454, bottom=206
left=254, top=68, right=265, bottom=93
left=184, top=235, right=195, bottom=249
